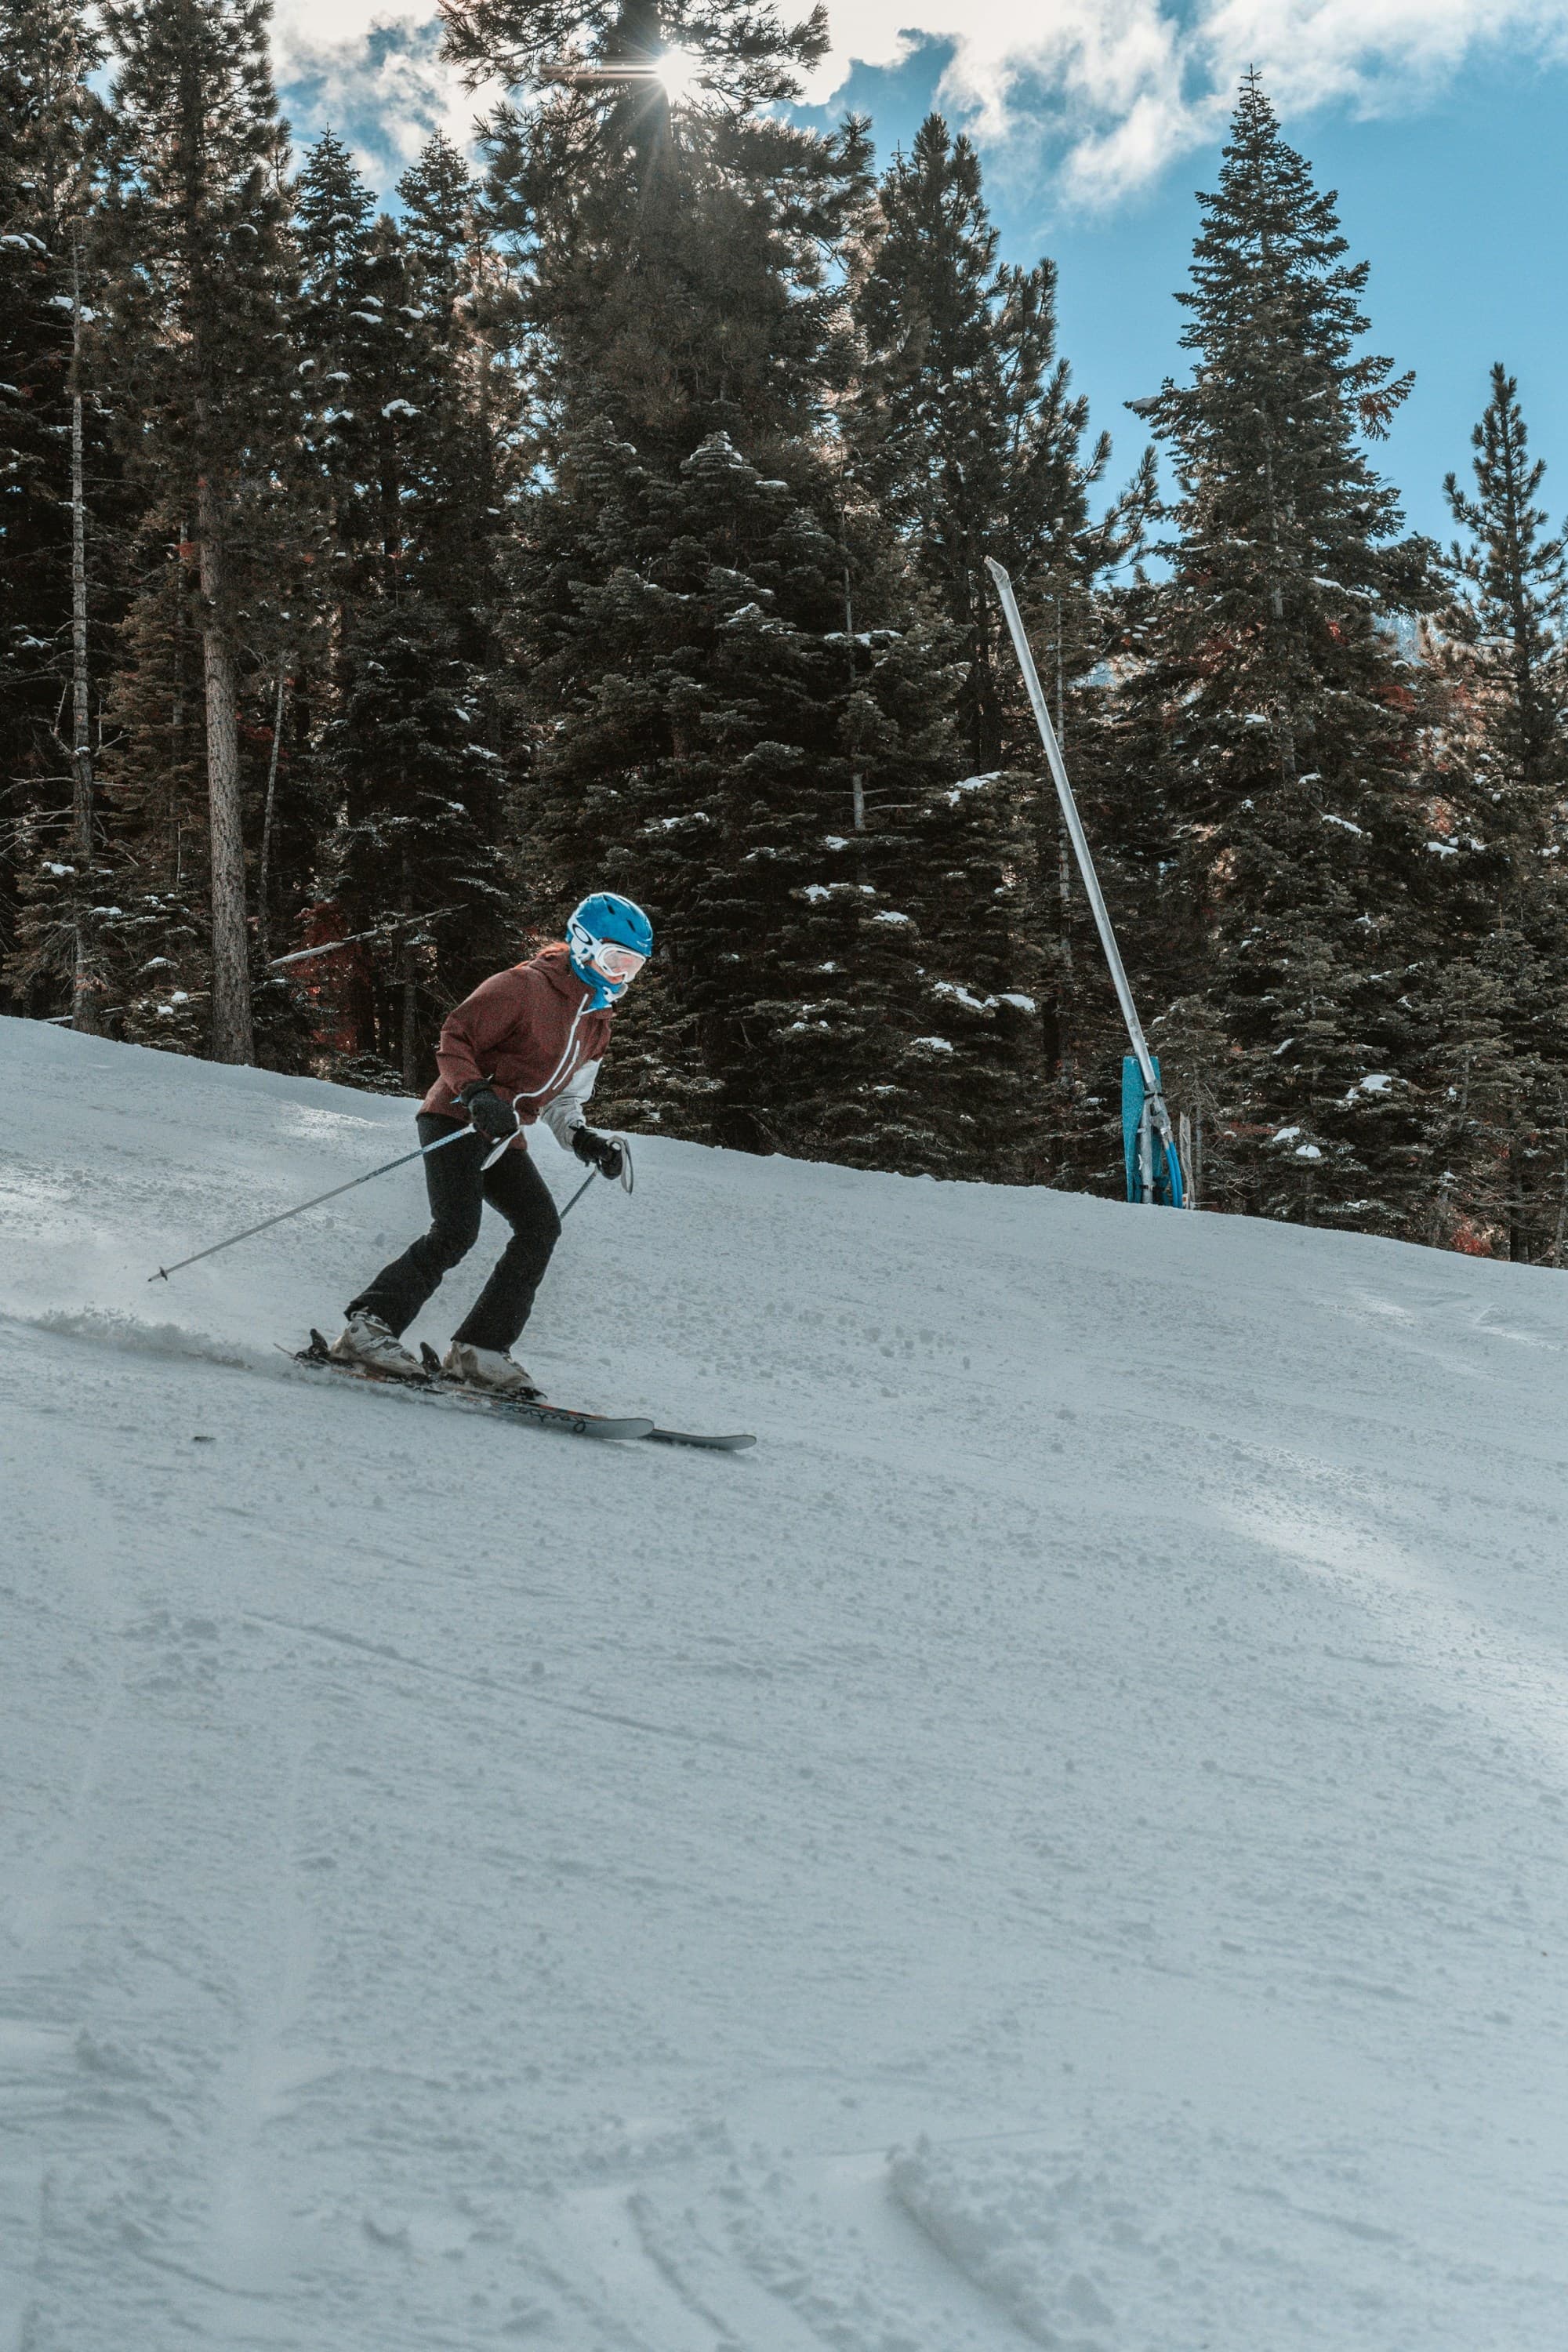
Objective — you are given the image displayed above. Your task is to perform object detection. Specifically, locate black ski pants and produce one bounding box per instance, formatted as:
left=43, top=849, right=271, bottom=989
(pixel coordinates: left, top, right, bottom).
left=347, top=1113, right=561, bottom=1355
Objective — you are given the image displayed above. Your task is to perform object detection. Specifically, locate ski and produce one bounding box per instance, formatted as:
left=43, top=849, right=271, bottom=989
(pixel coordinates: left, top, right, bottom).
left=292, top=1332, right=655, bottom=1442
left=292, top=1334, right=754, bottom=1449
left=410, top=1345, right=754, bottom=1451
left=644, top=1425, right=756, bottom=1452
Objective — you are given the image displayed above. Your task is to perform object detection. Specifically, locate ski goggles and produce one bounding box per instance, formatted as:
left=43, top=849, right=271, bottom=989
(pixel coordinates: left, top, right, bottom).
left=585, top=941, right=646, bottom=984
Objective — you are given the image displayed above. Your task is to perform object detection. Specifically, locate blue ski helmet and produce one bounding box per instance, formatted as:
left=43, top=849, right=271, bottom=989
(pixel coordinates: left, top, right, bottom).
left=566, top=891, right=654, bottom=1007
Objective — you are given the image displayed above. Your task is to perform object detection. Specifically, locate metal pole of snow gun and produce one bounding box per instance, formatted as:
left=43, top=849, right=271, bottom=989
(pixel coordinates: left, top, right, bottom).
left=985, top=556, right=1188, bottom=1208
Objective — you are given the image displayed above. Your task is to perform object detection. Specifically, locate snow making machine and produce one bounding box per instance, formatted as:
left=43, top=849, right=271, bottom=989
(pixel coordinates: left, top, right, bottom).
left=985, top=557, right=1191, bottom=1210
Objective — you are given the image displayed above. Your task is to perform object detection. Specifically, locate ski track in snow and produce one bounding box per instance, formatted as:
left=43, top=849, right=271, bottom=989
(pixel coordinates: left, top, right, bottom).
left=4, top=1018, right=1568, bottom=2347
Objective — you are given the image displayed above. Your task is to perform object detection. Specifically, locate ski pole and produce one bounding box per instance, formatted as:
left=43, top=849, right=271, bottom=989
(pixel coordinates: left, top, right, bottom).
left=557, top=1171, right=597, bottom=1221
left=147, top=1120, right=479, bottom=1283
left=147, top=1127, right=635, bottom=1283
left=557, top=1137, right=634, bottom=1224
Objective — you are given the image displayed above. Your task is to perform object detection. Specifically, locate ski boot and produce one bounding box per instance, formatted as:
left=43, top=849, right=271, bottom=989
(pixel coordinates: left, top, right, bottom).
left=442, top=1341, right=543, bottom=1399
left=330, top=1311, right=422, bottom=1379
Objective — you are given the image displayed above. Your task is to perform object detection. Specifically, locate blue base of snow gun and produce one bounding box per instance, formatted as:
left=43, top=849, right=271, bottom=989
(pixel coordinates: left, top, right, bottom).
left=1123, top=1054, right=1184, bottom=1207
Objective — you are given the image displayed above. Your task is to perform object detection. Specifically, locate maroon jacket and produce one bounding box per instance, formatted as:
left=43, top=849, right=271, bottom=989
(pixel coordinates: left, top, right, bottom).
left=421, top=945, right=615, bottom=1150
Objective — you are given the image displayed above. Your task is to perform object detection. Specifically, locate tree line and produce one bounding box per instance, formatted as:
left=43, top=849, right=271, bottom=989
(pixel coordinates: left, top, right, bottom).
left=5, top=0, right=1567, bottom=1258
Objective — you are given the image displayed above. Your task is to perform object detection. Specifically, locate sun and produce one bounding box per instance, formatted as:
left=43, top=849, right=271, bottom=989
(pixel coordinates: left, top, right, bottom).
left=655, top=46, right=703, bottom=103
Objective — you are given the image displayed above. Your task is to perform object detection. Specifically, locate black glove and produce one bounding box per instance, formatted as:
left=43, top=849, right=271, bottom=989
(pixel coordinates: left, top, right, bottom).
left=572, top=1126, right=624, bottom=1180
left=459, top=1083, right=519, bottom=1143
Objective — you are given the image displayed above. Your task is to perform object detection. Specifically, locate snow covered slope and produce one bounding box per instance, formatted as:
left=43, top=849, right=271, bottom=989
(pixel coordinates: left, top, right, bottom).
left=4, top=1015, right=1568, bottom=2351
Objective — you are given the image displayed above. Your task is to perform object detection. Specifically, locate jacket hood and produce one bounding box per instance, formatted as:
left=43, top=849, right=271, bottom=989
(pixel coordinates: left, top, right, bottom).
left=539, top=935, right=625, bottom=1013
left=532, top=942, right=606, bottom=1009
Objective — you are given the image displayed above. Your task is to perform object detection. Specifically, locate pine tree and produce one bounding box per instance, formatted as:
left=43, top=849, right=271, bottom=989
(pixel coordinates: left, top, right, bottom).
left=394, top=132, right=520, bottom=659
left=295, top=147, right=434, bottom=1079
left=295, top=127, right=373, bottom=331
left=0, top=0, right=119, bottom=1028
left=96, top=540, right=213, bottom=1052
left=529, top=420, right=1006, bottom=1162
left=849, top=110, right=1153, bottom=1191
left=1421, top=365, right=1568, bottom=1258
left=290, top=130, right=379, bottom=699
left=1131, top=72, right=1436, bottom=1230
left=399, top=129, right=477, bottom=321
left=1442, top=366, right=1567, bottom=803
left=287, top=130, right=404, bottom=1029
left=296, top=129, right=396, bottom=585
left=98, top=0, right=314, bottom=1062
left=453, top=0, right=854, bottom=466
left=851, top=113, right=1149, bottom=771
left=456, top=0, right=1027, bottom=1167
left=308, top=134, right=521, bottom=1088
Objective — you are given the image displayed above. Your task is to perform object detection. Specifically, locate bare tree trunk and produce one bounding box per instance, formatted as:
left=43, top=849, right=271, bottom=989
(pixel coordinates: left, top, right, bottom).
left=1055, top=804, right=1074, bottom=1085
left=197, top=476, right=254, bottom=1063
left=1506, top=1129, right=1523, bottom=1261
left=256, top=665, right=287, bottom=965
left=68, top=241, right=98, bottom=1033
left=400, top=843, right=419, bottom=1090
left=840, top=543, right=865, bottom=837
left=1259, top=434, right=1300, bottom=786
left=839, top=530, right=869, bottom=896
left=401, top=939, right=419, bottom=1092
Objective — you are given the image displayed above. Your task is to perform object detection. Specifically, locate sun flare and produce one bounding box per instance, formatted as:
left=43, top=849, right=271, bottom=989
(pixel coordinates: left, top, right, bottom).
left=655, top=45, right=703, bottom=103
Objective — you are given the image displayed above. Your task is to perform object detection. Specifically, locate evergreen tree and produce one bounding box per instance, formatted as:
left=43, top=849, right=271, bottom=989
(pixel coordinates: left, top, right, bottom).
left=452, top=0, right=855, bottom=466
left=296, top=129, right=396, bottom=584
left=530, top=420, right=1027, bottom=1163
left=1442, top=365, right=1567, bottom=802
left=96, top=540, right=214, bottom=1052
left=1131, top=72, right=1437, bottom=1229
left=295, top=145, right=437, bottom=1078
left=1421, top=365, right=1568, bottom=1258
left=0, top=0, right=119, bottom=1028
left=97, top=0, right=314, bottom=1062
left=295, top=127, right=373, bottom=332
left=456, top=0, right=1039, bottom=1168
left=309, top=133, right=521, bottom=1088
left=395, top=132, right=520, bottom=662
left=851, top=113, right=1149, bottom=771
left=400, top=128, right=478, bottom=320
left=850, top=110, right=1154, bottom=1192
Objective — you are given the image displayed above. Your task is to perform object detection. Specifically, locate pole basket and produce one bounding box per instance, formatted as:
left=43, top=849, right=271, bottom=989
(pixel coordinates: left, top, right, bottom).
left=1122, top=1054, right=1185, bottom=1207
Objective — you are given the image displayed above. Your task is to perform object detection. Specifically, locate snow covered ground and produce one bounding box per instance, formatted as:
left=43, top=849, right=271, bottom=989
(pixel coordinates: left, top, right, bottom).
left=4, top=1014, right=1568, bottom=2350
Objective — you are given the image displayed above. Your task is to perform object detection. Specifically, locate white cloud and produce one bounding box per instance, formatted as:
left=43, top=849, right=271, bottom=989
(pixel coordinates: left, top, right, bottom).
left=265, top=0, right=1568, bottom=206
left=807, top=0, right=1568, bottom=204
left=270, top=2, right=491, bottom=185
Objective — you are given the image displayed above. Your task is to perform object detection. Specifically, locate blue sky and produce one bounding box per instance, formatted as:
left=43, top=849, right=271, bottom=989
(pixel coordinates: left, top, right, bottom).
left=272, top=4, right=1568, bottom=549
left=793, top=34, right=1568, bottom=551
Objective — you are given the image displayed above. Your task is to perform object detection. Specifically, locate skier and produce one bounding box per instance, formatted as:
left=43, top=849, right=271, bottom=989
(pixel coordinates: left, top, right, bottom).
left=330, top=893, right=653, bottom=1397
